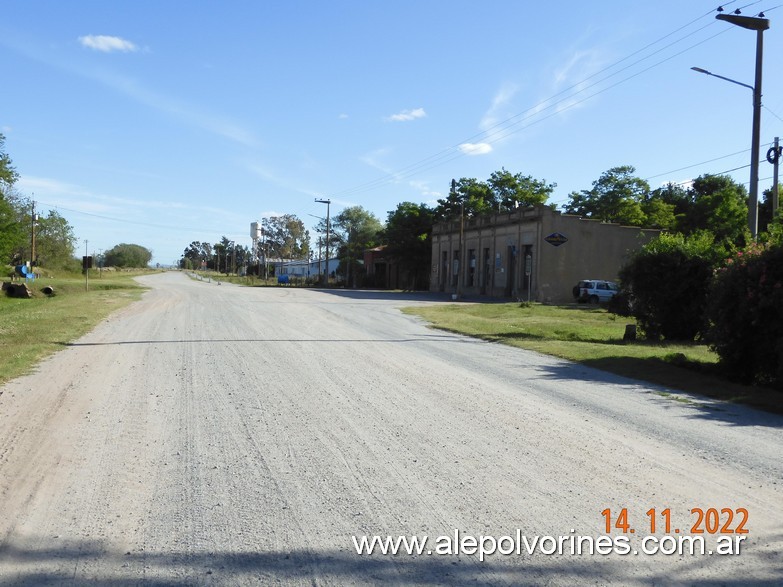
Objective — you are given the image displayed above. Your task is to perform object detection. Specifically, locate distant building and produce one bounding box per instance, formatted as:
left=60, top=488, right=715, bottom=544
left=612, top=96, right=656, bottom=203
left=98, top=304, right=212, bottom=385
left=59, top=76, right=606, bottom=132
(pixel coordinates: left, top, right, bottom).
left=276, top=257, right=339, bottom=280
left=430, top=205, right=660, bottom=303
left=363, top=246, right=422, bottom=290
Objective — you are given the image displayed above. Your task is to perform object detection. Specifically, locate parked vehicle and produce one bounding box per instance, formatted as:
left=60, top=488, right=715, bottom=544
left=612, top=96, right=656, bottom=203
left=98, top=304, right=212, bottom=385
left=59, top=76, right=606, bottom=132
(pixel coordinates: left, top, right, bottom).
left=573, top=279, right=619, bottom=304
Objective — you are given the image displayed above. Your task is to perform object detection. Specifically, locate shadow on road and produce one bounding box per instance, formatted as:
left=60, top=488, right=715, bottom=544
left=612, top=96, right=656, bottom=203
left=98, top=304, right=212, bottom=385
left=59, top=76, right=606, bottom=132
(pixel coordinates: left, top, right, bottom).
left=531, top=359, right=783, bottom=429
left=314, top=288, right=508, bottom=304
left=1, top=536, right=775, bottom=586
left=57, top=332, right=478, bottom=347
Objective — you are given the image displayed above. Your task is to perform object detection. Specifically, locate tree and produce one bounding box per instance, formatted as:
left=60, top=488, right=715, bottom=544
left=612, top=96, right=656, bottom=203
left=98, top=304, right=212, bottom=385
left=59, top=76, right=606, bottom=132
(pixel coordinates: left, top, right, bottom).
left=105, top=243, right=152, bottom=268
left=0, top=135, right=23, bottom=264
left=181, top=241, right=213, bottom=269
left=262, top=214, right=310, bottom=260
left=758, top=185, right=781, bottom=236
left=645, top=182, right=689, bottom=230
left=487, top=168, right=554, bottom=210
left=35, top=210, right=77, bottom=269
left=0, top=194, right=24, bottom=265
left=678, top=175, right=748, bottom=250
left=707, top=242, right=783, bottom=388
left=332, top=206, right=383, bottom=287
left=617, top=232, right=722, bottom=341
left=211, top=237, right=250, bottom=274
left=0, top=133, right=19, bottom=188
left=434, top=177, right=495, bottom=221
left=565, top=165, right=650, bottom=226
left=382, top=202, right=435, bottom=290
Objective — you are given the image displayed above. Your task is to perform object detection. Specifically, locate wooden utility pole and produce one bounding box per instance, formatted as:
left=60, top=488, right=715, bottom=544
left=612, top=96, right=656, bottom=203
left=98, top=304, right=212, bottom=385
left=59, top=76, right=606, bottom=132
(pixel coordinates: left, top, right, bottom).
left=30, top=200, right=37, bottom=270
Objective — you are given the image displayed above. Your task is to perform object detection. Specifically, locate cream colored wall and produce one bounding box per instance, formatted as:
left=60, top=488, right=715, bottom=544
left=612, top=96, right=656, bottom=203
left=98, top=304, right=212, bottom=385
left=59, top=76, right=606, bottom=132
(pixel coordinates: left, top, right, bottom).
left=538, top=214, right=659, bottom=303
left=430, top=207, right=659, bottom=303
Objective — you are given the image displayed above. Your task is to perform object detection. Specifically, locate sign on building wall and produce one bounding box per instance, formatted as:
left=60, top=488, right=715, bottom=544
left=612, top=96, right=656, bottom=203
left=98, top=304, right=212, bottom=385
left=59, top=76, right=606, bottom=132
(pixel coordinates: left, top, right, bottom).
left=544, top=232, right=568, bottom=247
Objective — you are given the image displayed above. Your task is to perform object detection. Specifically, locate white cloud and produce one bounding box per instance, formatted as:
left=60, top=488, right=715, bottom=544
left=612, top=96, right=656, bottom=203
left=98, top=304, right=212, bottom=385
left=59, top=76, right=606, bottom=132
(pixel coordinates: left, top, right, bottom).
left=409, top=180, right=440, bottom=199
left=459, top=143, right=493, bottom=156
left=359, top=148, right=395, bottom=175
left=387, top=107, right=426, bottom=122
left=246, top=163, right=321, bottom=198
left=86, top=69, right=258, bottom=147
left=546, top=49, right=606, bottom=116
left=480, top=83, right=520, bottom=131
left=338, top=113, right=349, bottom=119
left=79, top=35, right=138, bottom=53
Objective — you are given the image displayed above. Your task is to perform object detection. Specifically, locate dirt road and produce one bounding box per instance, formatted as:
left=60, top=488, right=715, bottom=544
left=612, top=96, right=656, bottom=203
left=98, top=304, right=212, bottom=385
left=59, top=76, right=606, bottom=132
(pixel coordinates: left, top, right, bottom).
left=1, top=271, right=781, bottom=585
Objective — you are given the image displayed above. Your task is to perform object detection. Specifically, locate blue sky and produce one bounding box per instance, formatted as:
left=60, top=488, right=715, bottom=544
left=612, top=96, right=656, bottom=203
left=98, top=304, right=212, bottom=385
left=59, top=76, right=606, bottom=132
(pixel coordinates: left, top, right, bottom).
left=2, top=1, right=783, bottom=266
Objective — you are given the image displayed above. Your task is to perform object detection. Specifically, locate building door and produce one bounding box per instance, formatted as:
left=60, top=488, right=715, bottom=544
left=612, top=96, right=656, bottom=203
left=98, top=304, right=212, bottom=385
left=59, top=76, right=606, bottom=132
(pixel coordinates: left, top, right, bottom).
left=440, top=251, right=448, bottom=292
left=521, top=245, right=533, bottom=300
left=504, top=245, right=516, bottom=297
left=481, top=248, right=490, bottom=295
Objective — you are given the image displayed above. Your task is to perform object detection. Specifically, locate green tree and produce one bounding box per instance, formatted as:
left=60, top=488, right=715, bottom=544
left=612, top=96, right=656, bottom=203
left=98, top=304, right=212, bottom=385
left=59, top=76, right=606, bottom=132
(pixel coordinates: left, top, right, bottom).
left=565, top=165, right=650, bottom=226
left=35, top=210, right=77, bottom=269
left=332, top=206, right=383, bottom=287
left=487, top=168, right=554, bottom=210
left=0, top=135, right=23, bottom=264
left=180, top=241, right=213, bottom=269
left=707, top=242, right=783, bottom=388
left=262, top=214, right=310, bottom=260
left=434, top=178, right=495, bottom=221
left=758, top=185, right=781, bottom=236
left=105, top=243, right=152, bottom=268
left=617, top=232, right=722, bottom=341
left=382, top=202, right=435, bottom=290
left=645, top=182, right=690, bottom=230
left=0, top=195, right=24, bottom=264
left=679, top=175, right=748, bottom=249
left=0, top=133, right=19, bottom=188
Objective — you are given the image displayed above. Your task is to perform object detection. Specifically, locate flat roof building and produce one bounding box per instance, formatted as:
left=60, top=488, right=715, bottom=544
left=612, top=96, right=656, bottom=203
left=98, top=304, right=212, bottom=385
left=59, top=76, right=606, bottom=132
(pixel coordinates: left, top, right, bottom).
left=430, top=205, right=660, bottom=303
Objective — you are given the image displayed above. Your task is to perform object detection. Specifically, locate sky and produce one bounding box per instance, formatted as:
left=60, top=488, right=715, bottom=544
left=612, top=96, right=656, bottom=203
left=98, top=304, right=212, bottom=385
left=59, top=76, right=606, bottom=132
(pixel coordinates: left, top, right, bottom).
left=2, top=0, right=783, bottom=266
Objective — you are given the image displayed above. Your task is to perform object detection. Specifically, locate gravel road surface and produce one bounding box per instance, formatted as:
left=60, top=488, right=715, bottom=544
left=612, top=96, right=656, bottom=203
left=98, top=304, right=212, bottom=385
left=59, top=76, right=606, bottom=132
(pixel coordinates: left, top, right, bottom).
left=1, top=271, right=781, bottom=585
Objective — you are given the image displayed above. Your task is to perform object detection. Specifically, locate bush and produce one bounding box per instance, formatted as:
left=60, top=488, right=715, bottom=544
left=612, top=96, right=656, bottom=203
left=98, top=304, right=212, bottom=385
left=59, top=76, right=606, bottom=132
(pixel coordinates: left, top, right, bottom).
left=707, top=242, right=783, bottom=389
left=617, top=232, right=722, bottom=341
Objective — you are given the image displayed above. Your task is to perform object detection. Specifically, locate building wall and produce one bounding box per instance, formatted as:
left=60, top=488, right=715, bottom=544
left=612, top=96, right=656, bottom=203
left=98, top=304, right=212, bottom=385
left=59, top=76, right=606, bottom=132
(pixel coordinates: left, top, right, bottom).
left=278, top=258, right=339, bottom=277
left=430, top=206, right=659, bottom=303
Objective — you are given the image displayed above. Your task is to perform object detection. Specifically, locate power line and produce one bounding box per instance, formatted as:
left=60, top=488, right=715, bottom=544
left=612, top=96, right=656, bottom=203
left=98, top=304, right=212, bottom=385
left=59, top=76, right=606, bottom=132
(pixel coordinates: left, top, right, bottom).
left=329, top=7, right=727, bottom=200
left=645, top=148, right=750, bottom=180
left=763, top=105, right=783, bottom=125
left=367, top=27, right=734, bottom=190
left=35, top=200, right=235, bottom=237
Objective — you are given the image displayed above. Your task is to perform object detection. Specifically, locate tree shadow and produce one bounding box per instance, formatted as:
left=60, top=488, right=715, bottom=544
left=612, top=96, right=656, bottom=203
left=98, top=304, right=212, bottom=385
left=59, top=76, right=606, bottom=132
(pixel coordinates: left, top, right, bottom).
left=532, top=357, right=783, bottom=427
left=1, top=535, right=778, bottom=586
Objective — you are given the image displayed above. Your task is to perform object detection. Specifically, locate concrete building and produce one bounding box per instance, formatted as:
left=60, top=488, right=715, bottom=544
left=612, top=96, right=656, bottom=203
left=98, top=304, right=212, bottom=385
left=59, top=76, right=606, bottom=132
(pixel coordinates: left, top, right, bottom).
left=430, top=205, right=660, bottom=303
left=276, top=257, right=339, bottom=280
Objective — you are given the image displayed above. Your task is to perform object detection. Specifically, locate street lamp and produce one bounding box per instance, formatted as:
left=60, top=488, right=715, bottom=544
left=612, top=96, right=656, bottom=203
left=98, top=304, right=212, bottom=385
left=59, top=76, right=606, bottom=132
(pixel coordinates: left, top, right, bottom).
left=314, top=198, right=331, bottom=286
left=703, top=11, right=770, bottom=238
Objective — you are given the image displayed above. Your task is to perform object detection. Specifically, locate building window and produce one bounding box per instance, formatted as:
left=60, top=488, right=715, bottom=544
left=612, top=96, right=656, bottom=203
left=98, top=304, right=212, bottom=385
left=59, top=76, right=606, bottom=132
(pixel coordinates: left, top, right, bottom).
left=452, top=250, right=460, bottom=287
left=441, top=251, right=448, bottom=288
left=482, top=248, right=491, bottom=291
left=467, top=249, right=476, bottom=287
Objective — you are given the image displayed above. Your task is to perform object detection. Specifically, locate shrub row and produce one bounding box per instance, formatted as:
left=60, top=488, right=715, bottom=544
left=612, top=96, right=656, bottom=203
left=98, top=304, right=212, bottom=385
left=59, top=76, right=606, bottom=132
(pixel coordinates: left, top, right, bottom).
left=616, top=233, right=782, bottom=389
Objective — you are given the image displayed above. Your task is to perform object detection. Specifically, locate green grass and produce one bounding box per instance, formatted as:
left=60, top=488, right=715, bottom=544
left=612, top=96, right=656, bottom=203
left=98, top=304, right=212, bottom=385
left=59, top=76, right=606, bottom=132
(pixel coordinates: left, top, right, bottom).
left=403, top=302, right=783, bottom=414
left=0, top=269, right=153, bottom=385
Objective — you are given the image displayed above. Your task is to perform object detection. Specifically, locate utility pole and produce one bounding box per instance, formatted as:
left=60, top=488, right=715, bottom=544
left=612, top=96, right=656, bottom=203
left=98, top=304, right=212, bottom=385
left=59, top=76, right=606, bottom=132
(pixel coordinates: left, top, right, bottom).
left=85, top=240, right=89, bottom=291
left=715, top=11, right=770, bottom=238
left=30, top=200, right=37, bottom=271
left=451, top=179, right=464, bottom=299
left=315, top=198, right=331, bottom=286
left=771, top=136, right=780, bottom=216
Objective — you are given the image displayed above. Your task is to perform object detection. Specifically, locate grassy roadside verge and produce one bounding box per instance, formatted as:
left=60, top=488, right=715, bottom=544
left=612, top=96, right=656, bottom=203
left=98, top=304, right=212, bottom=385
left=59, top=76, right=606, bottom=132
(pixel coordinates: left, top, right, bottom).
left=402, top=302, right=783, bottom=415
left=0, top=270, right=154, bottom=386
